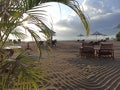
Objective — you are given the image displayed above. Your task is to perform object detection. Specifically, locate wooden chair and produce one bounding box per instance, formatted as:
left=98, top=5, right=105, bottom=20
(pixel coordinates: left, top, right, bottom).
left=97, top=43, right=114, bottom=59
left=80, top=42, right=95, bottom=58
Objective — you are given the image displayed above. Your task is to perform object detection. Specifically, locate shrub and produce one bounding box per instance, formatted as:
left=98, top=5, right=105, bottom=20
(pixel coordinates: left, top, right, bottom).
left=116, top=32, right=120, bottom=41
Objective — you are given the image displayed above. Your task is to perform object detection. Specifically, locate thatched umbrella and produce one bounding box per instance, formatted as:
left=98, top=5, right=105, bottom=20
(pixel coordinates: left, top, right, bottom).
left=91, top=31, right=106, bottom=41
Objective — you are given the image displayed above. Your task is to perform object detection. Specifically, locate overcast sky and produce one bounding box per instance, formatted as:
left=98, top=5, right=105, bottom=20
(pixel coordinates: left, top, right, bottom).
left=42, top=0, right=120, bottom=40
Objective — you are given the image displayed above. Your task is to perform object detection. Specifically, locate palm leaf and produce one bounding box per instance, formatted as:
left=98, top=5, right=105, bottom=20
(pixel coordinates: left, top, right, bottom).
left=0, top=52, right=46, bottom=90
left=26, top=0, right=90, bottom=35
left=10, top=29, right=28, bottom=39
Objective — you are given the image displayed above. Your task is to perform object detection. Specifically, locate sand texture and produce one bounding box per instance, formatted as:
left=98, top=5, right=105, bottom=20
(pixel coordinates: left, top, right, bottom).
left=20, top=41, right=120, bottom=90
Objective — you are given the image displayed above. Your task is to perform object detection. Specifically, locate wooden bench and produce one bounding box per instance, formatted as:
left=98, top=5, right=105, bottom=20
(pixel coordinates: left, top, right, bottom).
left=97, top=43, right=114, bottom=59
left=80, top=43, right=95, bottom=58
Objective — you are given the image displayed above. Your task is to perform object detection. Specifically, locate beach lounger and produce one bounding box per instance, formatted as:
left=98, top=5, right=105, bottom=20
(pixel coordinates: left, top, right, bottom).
left=97, top=43, right=114, bottom=59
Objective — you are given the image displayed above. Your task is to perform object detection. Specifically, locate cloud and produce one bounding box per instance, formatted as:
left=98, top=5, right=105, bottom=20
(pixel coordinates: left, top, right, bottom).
left=81, top=0, right=120, bottom=35
left=51, top=0, right=120, bottom=40
left=90, top=12, right=120, bottom=34
left=82, top=0, right=120, bottom=16
left=53, top=13, right=87, bottom=40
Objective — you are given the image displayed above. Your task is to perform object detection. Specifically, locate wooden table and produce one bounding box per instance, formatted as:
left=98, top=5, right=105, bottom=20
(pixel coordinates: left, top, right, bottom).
left=4, top=46, right=22, bottom=57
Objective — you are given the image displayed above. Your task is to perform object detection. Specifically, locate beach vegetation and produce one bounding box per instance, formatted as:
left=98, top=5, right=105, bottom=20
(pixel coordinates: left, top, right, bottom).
left=0, top=0, right=90, bottom=89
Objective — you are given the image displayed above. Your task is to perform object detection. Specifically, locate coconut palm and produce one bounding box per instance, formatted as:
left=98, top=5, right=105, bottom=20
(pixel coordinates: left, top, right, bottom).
left=0, top=0, right=90, bottom=90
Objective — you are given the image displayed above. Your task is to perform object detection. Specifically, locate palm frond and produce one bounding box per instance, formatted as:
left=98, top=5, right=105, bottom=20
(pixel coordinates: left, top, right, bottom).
left=10, top=29, right=28, bottom=39
left=23, top=25, right=42, bottom=58
left=0, top=52, right=46, bottom=90
left=26, top=0, right=90, bottom=36
left=0, top=0, right=90, bottom=90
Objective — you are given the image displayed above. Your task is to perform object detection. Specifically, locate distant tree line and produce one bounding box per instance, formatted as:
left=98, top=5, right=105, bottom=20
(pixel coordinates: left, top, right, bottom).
left=116, top=32, right=120, bottom=41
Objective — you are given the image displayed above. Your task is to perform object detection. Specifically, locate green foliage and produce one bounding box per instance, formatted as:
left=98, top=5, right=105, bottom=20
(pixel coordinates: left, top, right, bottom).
left=27, top=0, right=90, bottom=36
left=0, top=52, right=47, bottom=90
left=116, top=32, right=120, bottom=41
left=0, top=0, right=90, bottom=90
